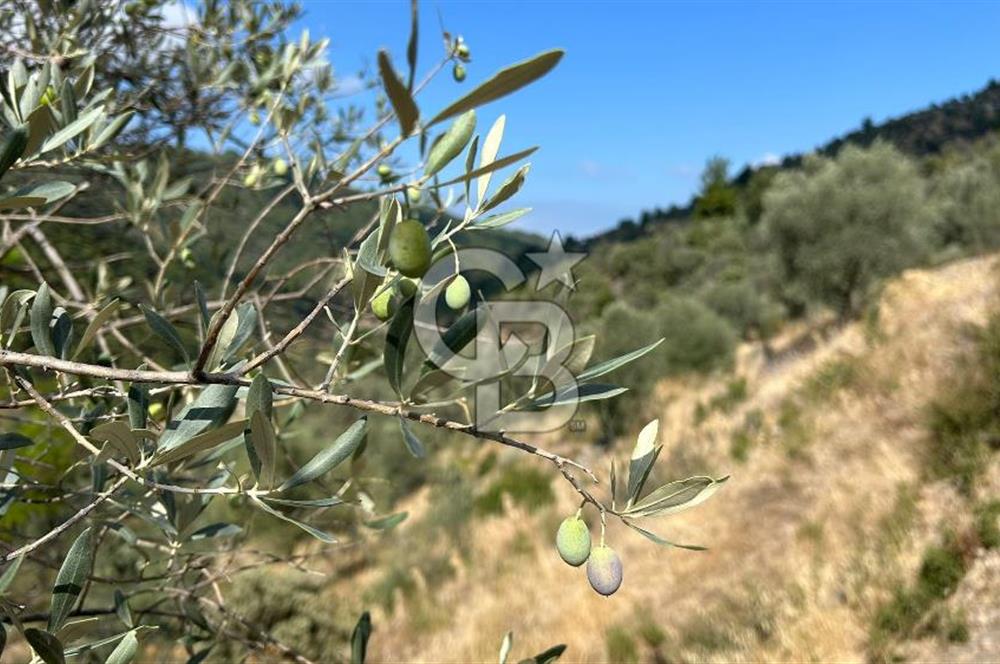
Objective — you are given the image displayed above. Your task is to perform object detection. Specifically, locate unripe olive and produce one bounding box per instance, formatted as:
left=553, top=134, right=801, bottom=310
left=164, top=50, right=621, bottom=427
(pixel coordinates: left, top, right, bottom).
left=39, top=85, right=56, bottom=106
left=388, top=219, right=432, bottom=278
left=452, top=64, right=466, bottom=82
left=555, top=515, right=591, bottom=566
left=249, top=111, right=261, bottom=126
left=456, top=42, right=470, bottom=61
left=377, top=163, right=392, bottom=181
left=273, top=158, right=288, bottom=176
left=407, top=185, right=422, bottom=205
left=370, top=286, right=395, bottom=321
left=397, top=277, right=419, bottom=299
left=586, top=545, right=623, bottom=596
left=444, top=274, right=471, bottom=310
left=243, top=164, right=261, bottom=187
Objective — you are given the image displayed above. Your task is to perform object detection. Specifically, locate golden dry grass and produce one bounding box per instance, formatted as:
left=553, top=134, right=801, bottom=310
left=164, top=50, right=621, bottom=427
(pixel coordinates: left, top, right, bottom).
left=355, top=254, right=1000, bottom=663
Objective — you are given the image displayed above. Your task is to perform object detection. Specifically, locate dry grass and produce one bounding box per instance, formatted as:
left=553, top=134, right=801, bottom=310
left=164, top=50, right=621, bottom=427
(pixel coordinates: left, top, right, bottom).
left=325, top=255, right=1000, bottom=662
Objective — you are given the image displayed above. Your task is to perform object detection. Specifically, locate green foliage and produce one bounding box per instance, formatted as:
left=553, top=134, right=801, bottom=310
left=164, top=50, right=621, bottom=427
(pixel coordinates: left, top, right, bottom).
left=762, top=142, right=933, bottom=318
left=926, top=312, right=1000, bottom=494
left=605, top=626, right=639, bottom=664
left=974, top=500, right=1000, bottom=549
left=475, top=464, right=555, bottom=516
left=693, top=157, right=738, bottom=219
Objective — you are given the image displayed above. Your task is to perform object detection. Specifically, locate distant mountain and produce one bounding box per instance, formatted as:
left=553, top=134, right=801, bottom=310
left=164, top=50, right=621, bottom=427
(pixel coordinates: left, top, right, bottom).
left=581, top=78, right=1000, bottom=249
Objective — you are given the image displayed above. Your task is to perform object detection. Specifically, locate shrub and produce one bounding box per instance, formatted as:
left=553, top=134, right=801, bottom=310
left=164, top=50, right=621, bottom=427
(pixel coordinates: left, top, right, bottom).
left=762, top=142, right=933, bottom=319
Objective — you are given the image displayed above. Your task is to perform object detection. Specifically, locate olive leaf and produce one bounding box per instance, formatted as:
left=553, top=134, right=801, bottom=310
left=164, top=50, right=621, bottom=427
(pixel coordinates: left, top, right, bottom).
left=528, top=383, right=628, bottom=409
left=245, top=410, right=276, bottom=488
left=140, top=304, right=189, bottom=363
left=577, top=338, right=664, bottom=383
left=377, top=50, right=418, bottom=136
left=364, top=511, right=408, bottom=530
left=0, top=433, right=33, bottom=450
left=623, top=475, right=730, bottom=518
left=623, top=520, right=707, bottom=551
left=89, top=422, right=141, bottom=465
left=0, top=554, right=23, bottom=594
left=279, top=417, right=367, bottom=491
left=30, top=282, right=55, bottom=356
left=472, top=207, right=532, bottom=230
left=48, top=527, right=93, bottom=632
left=626, top=419, right=661, bottom=506
left=425, top=110, right=476, bottom=176
left=499, top=631, right=513, bottom=664
left=25, top=628, right=64, bottom=664
left=158, top=384, right=238, bottom=451
left=398, top=418, right=425, bottom=458
left=0, top=124, right=28, bottom=181
left=104, top=630, right=138, bottom=664
left=71, top=298, right=119, bottom=359
left=480, top=164, right=529, bottom=214
left=251, top=496, right=337, bottom=543
left=429, top=49, right=564, bottom=125
left=479, top=114, right=505, bottom=206
left=351, top=611, right=372, bottom=664
left=434, top=147, right=538, bottom=188
left=150, top=419, right=248, bottom=467
left=384, top=295, right=416, bottom=397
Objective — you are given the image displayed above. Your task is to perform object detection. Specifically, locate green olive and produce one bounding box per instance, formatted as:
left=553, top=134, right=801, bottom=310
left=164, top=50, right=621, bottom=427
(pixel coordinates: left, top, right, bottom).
left=444, top=274, right=471, bottom=310
left=273, top=158, right=288, bottom=176
left=452, top=64, right=466, bottom=82
left=586, top=545, right=623, bottom=596
left=370, top=287, right=395, bottom=321
left=243, top=164, right=261, bottom=187
left=555, top=515, right=591, bottom=566
left=397, top=277, right=419, bottom=299
left=456, top=42, right=470, bottom=61
left=388, top=220, right=432, bottom=278
left=407, top=185, right=422, bottom=205
left=377, top=163, right=392, bottom=181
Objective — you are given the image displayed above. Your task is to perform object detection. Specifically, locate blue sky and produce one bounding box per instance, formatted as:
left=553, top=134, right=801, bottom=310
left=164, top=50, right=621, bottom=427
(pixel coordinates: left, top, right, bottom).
left=298, top=1, right=1000, bottom=237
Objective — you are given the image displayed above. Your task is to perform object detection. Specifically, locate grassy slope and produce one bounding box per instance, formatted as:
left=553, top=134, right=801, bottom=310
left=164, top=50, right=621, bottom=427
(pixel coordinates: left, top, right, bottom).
left=340, top=254, right=1000, bottom=662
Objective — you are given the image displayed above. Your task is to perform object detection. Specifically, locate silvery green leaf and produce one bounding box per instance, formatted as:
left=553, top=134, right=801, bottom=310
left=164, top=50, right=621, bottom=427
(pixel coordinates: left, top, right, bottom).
left=499, top=631, right=513, bottom=664
left=364, top=511, right=408, bottom=530
left=0, top=433, right=32, bottom=450
left=261, top=496, right=344, bottom=509
left=377, top=50, right=418, bottom=136
left=0, top=180, right=75, bottom=209
left=0, top=554, right=23, bottom=594
left=246, top=373, right=273, bottom=422
left=627, top=419, right=660, bottom=505
left=89, top=111, right=133, bottom=150
left=39, top=104, right=103, bottom=154
left=279, top=417, right=367, bottom=491
left=245, top=411, right=276, bottom=488
left=398, top=418, right=425, bottom=458
left=480, top=164, right=528, bottom=214
left=521, top=644, right=567, bottom=664
left=114, top=589, right=132, bottom=628
left=188, top=522, right=242, bottom=541
left=140, top=304, right=189, bottom=363
left=624, top=475, right=729, bottom=517
left=71, top=298, right=119, bottom=359
left=48, top=527, right=92, bottom=632
left=437, top=147, right=538, bottom=190
left=479, top=115, right=505, bottom=206
left=351, top=611, right=371, bottom=664
left=157, top=384, right=238, bottom=450
left=89, top=422, right=141, bottom=465
left=25, top=628, right=64, bottom=664
left=528, top=383, right=628, bottom=409
left=104, top=630, right=138, bottom=664
left=384, top=296, right=415, bottom=397
left=577, top=338, right=664, bottom=383
left=623, top=520, right=707, bottom=551
left=30, top=282, right=55, bottom=356
left=221, top=302, right=257, bottom=364
left=127, top=383, right=148, bottom=430
left=150, top=419, right=248, bottom=467
left=251, top=496, right=337, bottom=543
left=425, top=110, right=476, bottom=176
left=429, top=49, right=564, bottom=125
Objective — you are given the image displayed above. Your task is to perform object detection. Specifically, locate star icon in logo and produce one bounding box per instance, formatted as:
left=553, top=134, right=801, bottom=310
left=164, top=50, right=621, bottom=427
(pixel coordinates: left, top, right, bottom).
left=527, top=232, right=586, bottom=290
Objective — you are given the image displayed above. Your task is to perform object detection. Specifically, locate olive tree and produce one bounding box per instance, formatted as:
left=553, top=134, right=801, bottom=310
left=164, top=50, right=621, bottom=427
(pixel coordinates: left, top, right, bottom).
left=761, top=142, right=933, bottom=319
left=0, top=1, right=725, bottom=660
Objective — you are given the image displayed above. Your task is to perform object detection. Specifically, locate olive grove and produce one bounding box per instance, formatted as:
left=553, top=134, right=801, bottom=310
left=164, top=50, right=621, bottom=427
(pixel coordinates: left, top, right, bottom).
left=0, top=1, right=725, bottom=660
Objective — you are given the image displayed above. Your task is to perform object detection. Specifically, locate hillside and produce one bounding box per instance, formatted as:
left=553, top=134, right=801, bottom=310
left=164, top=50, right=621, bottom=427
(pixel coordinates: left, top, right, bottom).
left=322, top=253, right=1000, bottom=661
left=583, top=78, right=1000, bottom=248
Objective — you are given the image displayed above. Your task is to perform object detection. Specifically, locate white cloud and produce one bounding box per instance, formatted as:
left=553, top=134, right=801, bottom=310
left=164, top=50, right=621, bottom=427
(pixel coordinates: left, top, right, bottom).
left=753, top=152, right=781, bottom=167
